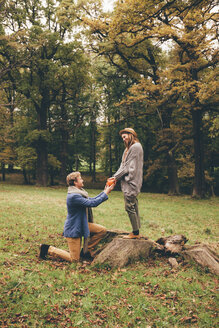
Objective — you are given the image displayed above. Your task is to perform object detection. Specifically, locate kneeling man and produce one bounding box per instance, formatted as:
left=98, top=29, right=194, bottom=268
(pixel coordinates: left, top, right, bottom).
left=39, top=171, right=114, bottom=262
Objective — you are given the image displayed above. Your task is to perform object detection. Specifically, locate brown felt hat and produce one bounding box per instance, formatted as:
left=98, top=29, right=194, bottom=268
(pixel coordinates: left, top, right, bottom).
left=119, top=128, right=137, bottom=138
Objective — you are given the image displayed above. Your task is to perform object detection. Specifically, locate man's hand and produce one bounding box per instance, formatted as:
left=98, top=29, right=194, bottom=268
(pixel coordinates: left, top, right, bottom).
left=106, top=177, right=117, bottom=186
left=104, top=182, right=115, bottom=195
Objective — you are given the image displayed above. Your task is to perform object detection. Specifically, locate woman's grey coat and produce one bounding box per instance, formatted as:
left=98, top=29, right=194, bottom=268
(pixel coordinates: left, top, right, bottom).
left=113, top=142, right=144, bottom=197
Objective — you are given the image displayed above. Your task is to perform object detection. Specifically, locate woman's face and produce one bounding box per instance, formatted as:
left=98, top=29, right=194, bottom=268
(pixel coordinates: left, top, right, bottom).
left=121, top=133, right=130, bottom=146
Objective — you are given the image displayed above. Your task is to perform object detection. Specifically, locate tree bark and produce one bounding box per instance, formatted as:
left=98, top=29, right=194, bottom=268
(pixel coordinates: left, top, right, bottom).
left=108, top=116, right=113, bottom=177
left=36, top=138, right=48, bottom=186
left=59, top=92, right=69, bottom=185
left=182, top=244, right=219, bottom=275
left=35, top=65, right=50, bottom=186
left=1, top=163, right=5, bottom=181
left=93, top=237, right=156, bottom=268
left=90, top=117, right=96, bottom=182
left=35, top=100, right=49, bottom=186
left=191, top=108, right=205, bottom=198
left=167, top=151, right=180, bottom=195
left=160, top=105, right=180, bottom=195
left=59, top=133, right=68, bottom=185
left=22, top=169, right=29, bottom=184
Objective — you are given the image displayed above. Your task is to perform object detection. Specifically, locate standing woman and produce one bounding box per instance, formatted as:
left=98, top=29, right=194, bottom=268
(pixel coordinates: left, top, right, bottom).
left=110, top=128, right=144, bottom=239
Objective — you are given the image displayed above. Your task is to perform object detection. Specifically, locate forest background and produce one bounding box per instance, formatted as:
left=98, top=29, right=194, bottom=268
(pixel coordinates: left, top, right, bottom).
left=0, top=0, right=218, bottom=198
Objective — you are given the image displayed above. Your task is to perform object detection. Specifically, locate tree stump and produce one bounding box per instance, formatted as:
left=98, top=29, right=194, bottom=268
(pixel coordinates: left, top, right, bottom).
left=92, top=237, right=156, bottom=268
left=182, top=244, right=219, bottom=275
left=91, top=230, right=219, bottom=274
left=91, top=229, right=131, bottom=257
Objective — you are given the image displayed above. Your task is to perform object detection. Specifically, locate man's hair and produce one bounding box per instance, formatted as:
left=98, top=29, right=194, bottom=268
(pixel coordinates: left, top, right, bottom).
left=66, top=171, right=81, bottom=186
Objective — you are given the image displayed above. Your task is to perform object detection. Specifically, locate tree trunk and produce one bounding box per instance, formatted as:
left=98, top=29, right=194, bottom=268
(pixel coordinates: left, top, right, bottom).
left=107, top=116, right=113, bottom=177
left=8, top=88, right=15, bottom=174
left=59, top=135, right=68, bottom=185
left=36, top=138, right=48, bottom=186
left=59, top=101, right=69, bottom=185
left=34, top=65, right=50, bottom=187
left=90, top=118, right=96, bottom=182
left=161, top=105, right=180, bottom=195
left=22, top=169, right=29, bottom=184
left=167, top=152, right=180, bottom=195
left=1, top=163, right=5, bottom=181
left=36, top=104, right=48, bottom=186
left=89, top=123, right=92, bottom=176
left=75, top=155, right=79, bottom=171
left=50, top=172, right=54, bottom=186
left=191, top=108, right=205, bottom=198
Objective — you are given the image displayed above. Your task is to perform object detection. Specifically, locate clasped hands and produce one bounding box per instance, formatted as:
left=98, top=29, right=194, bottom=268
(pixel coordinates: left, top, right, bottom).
left=104, top=177, right=117, bottom=194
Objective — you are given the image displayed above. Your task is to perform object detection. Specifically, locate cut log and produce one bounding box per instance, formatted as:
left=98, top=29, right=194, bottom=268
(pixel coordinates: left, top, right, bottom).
left=182, top=244, right=219, bottom=275
left=92, top=237, right=156, bottom=268
left=156, top=234, right=188, bottom=253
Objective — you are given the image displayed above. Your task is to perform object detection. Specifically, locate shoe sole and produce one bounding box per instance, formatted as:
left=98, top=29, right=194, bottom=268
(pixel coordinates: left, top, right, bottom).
left=123, top=235, right=141, bottom=239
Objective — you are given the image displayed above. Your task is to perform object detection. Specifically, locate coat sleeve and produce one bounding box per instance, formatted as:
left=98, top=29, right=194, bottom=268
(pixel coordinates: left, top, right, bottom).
left=113, top=160, right=130, bottom=180
left=69, top=192, right=108, bottom=208
left=113, top=146, right=137, bottom=181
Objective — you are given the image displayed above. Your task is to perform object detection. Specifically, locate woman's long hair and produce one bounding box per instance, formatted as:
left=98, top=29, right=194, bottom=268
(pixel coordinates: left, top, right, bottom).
left=126, top=134, right=139, bottom=149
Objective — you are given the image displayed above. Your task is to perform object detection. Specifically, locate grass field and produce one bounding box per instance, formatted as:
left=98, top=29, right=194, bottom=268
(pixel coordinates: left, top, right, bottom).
left=0, top=182, right=218, bottom=327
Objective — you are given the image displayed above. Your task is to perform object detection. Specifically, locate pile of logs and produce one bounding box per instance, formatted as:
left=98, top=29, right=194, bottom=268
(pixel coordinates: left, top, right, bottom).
left=91, top=230, right=219, bottom=275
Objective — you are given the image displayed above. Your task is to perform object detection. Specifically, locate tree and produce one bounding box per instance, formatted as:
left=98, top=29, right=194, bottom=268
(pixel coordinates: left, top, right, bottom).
left=157, top=0, right=218, bottom=197
left=1, top=0, right=93, bottom=186
left=81, top=0, right=218, bottom=197
left=0, top=101, right=16, bottom=180
left=76, top=0, right=182, bottom=194
left=93, top=58, right=134, bottom=176
left=48, top=41, right=92, bottom=183
left=203, top=114, right=219, bottom=195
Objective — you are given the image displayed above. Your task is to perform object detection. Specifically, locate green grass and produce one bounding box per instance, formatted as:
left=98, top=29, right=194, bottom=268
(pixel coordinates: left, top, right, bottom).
left=0, top=183, right=218, bottom=327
